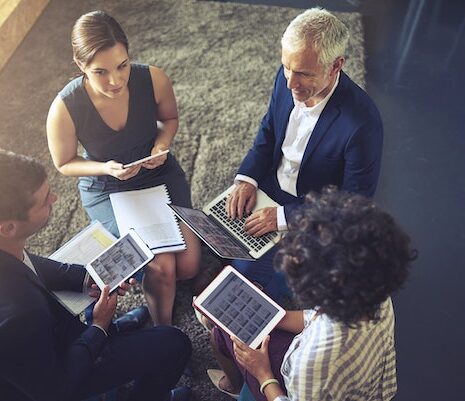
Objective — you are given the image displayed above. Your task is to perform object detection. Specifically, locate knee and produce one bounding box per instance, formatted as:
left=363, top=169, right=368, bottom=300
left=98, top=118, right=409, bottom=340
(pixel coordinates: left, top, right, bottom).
left=159, top=326, right=192, bottom=364
left=178, top=261, right=199, bottom=280
left=145, top=260, right=176, bottom=281
left=177, top=252, right=201, bottom=280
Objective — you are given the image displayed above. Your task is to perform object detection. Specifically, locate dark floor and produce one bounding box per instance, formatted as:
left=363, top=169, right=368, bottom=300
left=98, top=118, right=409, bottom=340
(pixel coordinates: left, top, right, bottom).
left=211, top=0, right=465, bottom=400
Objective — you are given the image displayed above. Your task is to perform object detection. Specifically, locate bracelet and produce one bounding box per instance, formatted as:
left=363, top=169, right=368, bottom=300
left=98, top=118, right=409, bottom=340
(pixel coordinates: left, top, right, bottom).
left=260, top=378, right=279, bottom=394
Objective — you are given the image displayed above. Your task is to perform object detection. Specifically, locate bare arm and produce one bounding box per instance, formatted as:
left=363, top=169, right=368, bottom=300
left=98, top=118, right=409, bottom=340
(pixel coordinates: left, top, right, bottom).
left=142, top=66, right=178, bottom=169
left=46, top=96, right=140, bottom=179
left=276, top=310, right=305, bottom=334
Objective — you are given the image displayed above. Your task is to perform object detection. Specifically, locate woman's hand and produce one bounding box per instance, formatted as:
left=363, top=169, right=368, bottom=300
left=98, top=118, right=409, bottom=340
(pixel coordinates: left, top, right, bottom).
left=104, top=160, right=141, bottom=180
left=142, top=145, right=169, bottom=169
left=231, top=335, right=274, bottom=384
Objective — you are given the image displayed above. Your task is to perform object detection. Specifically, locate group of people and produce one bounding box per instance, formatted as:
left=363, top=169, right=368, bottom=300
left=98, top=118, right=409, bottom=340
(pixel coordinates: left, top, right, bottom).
left=0, top=7, right=415, bottom=401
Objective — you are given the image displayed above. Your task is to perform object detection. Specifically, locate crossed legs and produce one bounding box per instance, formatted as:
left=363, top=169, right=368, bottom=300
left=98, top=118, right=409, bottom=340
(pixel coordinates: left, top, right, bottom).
left=78, top=325, right=191, bottom=401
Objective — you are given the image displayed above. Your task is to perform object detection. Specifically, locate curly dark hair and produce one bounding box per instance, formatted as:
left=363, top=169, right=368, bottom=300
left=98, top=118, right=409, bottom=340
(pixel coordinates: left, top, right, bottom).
left=275, top=186, right=416, bottom=326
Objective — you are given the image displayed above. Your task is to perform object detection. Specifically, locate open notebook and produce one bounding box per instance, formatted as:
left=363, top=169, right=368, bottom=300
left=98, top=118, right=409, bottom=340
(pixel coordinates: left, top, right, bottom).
left=110, top=184, right=186, bottom=253
left=49, top=220, right=117, bottom=315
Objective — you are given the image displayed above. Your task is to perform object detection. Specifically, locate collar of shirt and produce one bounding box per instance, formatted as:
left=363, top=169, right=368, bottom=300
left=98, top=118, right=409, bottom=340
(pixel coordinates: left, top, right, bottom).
left=23, top=251, right=38, bottom=275
left=277, top=73, right=340, bottom=197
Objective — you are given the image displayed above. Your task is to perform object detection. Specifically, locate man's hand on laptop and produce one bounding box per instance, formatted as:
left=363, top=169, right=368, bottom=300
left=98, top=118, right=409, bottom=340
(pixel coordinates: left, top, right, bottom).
left=244, top=207, right=277, bottom=236
left=226, top=181, right=257, bottom=219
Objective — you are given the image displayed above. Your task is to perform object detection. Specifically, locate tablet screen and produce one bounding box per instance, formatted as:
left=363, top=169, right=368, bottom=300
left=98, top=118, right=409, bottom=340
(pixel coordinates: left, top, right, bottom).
left=196, top=267, right=284, bottom=347
left=87, top=231, right=152, bottom=292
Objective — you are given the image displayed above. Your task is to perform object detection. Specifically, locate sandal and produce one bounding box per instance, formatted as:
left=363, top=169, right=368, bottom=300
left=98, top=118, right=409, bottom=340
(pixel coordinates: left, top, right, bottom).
left=207, top=369, right=240, bottom=399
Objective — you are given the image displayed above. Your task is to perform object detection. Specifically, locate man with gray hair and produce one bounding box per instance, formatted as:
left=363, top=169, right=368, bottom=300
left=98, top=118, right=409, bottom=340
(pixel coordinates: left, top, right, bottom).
left=226, top=7, right=383, bottom=300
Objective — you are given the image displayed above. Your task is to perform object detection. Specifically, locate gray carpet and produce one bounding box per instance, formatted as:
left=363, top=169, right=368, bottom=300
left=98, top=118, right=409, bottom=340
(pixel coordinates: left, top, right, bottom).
left=0, top=1, right=365, bottom=399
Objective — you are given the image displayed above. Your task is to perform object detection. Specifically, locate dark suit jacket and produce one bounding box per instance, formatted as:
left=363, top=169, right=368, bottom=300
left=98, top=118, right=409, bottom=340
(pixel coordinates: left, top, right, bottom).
left=238, top=67, right=383, bottom=219
left=0, top=250, right=106, bottom=401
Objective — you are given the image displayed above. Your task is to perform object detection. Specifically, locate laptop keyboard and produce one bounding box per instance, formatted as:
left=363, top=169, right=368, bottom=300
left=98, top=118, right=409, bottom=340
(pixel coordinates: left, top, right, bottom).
left=210, top=197, right=279, bottom=253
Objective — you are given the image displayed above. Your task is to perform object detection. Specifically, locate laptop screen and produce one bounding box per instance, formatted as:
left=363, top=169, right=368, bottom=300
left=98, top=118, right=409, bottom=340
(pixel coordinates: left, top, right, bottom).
left=169, top=205, right=252, bottom=259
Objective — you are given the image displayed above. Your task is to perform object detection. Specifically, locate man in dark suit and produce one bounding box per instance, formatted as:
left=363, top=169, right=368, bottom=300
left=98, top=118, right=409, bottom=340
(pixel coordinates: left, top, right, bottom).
left=226, top=8, right=383, bottom=299
left=0, top=150, right=191, bottom=401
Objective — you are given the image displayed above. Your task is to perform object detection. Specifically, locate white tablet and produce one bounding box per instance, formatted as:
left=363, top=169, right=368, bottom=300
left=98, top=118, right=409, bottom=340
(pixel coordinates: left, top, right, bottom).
left=193, top=265, right=285, bottom=349
left=85, top=229, right=154, bottom=293
left=122, top=149, right=169, bottom=169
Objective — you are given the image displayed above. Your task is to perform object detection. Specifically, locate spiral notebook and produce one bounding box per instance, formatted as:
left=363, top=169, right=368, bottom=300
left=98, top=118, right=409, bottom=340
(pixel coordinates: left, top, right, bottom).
left=109, top=184, right=186, bottom=253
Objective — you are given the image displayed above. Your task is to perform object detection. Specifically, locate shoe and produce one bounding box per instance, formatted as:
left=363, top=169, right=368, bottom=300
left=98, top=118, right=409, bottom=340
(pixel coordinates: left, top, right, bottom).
left=113, top=305, right=150, bottom=333
left=207, top=369, right=240, bottom=399
left=166, top=385, right=191, bottom=401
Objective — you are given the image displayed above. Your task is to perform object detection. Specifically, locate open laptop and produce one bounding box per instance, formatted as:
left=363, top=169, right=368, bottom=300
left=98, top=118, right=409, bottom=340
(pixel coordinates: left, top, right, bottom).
left=169, top=185, right=282, bottom=261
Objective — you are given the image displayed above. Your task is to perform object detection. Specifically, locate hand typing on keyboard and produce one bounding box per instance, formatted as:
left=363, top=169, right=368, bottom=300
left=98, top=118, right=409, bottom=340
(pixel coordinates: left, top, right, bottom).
left=244, top=207, right=278, bottom=237
left=226, top=181, right=257, bottom=219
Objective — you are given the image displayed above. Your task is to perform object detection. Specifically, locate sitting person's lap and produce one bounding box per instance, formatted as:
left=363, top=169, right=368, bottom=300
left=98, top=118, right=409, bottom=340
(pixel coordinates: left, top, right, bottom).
left=213, top=325, right=295, bottom=401
left=78, top=325, right=191, bottom=401
left=231, top=247, right=291, bottom=303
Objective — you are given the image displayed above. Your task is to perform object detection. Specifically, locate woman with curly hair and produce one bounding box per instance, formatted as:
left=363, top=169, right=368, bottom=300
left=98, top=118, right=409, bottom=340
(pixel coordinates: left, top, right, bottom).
left=209, top=186, right=416, bottom=401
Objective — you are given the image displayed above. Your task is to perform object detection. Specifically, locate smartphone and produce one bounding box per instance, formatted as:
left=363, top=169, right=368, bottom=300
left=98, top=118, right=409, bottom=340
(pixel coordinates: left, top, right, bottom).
left=122, top=149, right=169, bottom=169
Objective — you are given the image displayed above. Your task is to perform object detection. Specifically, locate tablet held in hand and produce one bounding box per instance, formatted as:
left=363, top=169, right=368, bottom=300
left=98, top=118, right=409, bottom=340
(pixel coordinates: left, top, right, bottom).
left=122, top=149, right=169, bottom=169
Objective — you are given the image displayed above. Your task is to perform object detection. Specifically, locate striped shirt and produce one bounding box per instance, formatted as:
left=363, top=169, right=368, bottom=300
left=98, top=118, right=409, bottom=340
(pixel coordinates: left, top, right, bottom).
left=275, top=298, right=397, bottom=401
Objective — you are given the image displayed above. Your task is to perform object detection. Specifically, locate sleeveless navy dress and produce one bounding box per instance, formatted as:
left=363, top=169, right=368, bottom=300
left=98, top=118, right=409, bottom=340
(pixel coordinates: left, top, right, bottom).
left=59, top=63, right=191, bottom=236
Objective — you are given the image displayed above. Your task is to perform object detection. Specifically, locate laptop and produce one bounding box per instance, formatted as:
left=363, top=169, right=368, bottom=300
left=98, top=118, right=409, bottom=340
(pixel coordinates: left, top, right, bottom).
left=168, top=185, right=282, bottom=261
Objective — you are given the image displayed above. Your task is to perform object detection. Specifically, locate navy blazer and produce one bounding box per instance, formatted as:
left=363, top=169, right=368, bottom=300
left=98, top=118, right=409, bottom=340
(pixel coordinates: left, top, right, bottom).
left=0, top=251, right=106, bottom=401
left=238, top=67, right=383, bottom=219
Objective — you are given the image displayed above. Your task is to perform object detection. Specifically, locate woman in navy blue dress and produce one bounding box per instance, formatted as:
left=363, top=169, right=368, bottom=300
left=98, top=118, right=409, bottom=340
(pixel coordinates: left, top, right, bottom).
left=46, top=11, right=200, bottom=325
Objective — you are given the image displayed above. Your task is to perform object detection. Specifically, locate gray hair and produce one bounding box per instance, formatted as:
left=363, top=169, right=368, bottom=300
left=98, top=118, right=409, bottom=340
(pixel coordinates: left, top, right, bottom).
left=282, top=8, right=349, bottom=67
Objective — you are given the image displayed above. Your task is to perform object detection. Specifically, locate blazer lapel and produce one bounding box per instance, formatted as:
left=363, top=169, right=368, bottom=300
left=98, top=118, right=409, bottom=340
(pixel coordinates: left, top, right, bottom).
left=300, top=105, right=340, bottom=167
left=273, top=90, right=294, bottom=166
left=0, top=249, right=50, bottom=293
left=300, top=72, right=348, bottom=168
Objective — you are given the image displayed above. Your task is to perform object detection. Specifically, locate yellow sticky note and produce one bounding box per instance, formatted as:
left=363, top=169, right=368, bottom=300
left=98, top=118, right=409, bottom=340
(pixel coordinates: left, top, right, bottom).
left=92, top=230, right=114, bottom=248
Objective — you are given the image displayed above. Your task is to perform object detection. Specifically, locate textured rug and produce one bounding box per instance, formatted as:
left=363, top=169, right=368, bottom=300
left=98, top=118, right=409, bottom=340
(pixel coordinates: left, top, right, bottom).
left=0, top=1, right=365, bottom=399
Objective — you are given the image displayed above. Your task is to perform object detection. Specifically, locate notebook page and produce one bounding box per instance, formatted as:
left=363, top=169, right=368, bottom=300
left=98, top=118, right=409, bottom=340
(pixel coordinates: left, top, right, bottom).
left=49, top=221, right=117, bottom=315
left=110, top=185, right=186, bottom=252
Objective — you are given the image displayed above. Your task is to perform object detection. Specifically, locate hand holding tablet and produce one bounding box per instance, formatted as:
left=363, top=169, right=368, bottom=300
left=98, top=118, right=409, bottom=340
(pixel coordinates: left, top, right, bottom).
left=193, top=265, right=285, bottom=349
left=85, top=229, right=154, bottom=293
left=122, top=149, right=169, bottom=169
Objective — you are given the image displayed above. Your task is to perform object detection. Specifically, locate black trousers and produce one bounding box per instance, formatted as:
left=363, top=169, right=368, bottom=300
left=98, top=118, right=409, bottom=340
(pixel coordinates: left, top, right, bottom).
left=77, top=326, right=191, bottom=401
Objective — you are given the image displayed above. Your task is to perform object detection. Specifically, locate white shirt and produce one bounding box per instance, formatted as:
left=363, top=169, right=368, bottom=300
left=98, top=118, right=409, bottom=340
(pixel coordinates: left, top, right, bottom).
left=23, top=251, right=37, bottom=274
left=273, top=298, right=398, bottom=401
left=236, top=73, right=340, bottom=231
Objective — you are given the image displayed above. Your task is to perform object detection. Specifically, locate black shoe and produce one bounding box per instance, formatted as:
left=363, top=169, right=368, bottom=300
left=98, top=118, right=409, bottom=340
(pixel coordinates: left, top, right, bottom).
left=113, top=306, right=150, bottom=333
left=166, top=386, right=191, bottom=401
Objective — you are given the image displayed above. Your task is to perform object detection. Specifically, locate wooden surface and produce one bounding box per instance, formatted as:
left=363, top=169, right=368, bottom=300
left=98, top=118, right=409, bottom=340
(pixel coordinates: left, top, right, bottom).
left=0, top=0, right=49, bottom=71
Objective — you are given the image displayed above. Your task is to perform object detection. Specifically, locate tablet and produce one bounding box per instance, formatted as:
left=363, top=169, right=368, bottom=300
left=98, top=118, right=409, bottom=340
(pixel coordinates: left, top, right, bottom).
left=193, top=265, right=285, bottom=349
left=122, top=149, right=169, bottom=169
left=85, top=229, right=154, bottom=293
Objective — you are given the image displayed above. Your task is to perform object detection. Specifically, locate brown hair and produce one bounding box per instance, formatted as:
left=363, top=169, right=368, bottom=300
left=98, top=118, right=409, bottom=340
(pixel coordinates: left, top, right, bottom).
left=71, top=10, right=129, bottom=66
left=0, top=149, right=47, bottom=221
